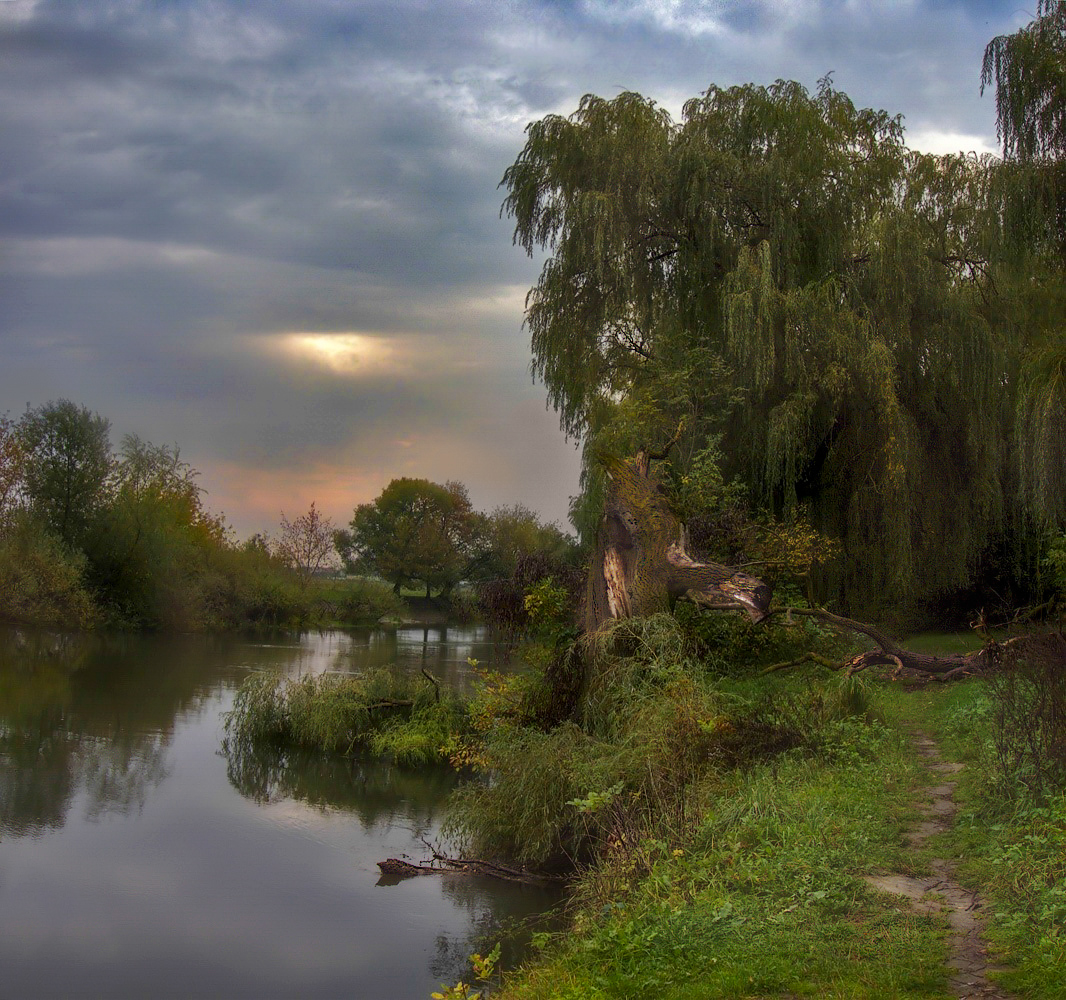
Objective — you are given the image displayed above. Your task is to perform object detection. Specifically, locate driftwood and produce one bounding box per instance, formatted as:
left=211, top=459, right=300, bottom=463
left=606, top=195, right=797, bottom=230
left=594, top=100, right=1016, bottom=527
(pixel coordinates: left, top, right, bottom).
left=376, top=853, right=562, bottom=885
left=763, top=607, right=1066, bottom=682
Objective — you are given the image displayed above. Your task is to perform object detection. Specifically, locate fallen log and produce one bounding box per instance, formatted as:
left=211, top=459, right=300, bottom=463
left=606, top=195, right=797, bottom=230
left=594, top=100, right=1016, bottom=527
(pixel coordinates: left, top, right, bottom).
left=766, top=607, right=1066, bottom=682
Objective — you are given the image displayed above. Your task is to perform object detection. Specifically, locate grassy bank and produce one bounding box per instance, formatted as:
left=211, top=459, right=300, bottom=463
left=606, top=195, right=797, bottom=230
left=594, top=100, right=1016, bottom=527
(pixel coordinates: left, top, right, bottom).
left=222, top=613, right=1065, bottom=998
left=488, top=665, right=1066, bottom=1000
left=490, top=677, right=944, bottom=1000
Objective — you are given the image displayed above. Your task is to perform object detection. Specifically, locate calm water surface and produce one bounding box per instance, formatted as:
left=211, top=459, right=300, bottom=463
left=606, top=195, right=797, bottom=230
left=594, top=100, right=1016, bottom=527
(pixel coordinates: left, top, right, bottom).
left=0, top=625, right=556, bottom=999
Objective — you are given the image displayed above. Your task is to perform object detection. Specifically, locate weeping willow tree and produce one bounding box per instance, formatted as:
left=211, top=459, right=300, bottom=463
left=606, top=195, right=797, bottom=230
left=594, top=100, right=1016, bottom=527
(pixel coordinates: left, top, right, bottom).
left=503, top=77, right=1047, bottom=617
left=983, top=2, right=1066, bottom=529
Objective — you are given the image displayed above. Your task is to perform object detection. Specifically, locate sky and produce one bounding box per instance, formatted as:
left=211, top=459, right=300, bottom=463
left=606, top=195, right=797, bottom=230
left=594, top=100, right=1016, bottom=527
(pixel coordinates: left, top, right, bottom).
left=0, top=0, right=1029, bottom=539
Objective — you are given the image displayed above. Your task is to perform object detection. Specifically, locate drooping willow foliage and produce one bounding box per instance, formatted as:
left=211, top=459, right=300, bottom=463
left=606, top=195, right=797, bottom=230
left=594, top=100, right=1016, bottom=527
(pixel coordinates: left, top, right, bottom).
left=982, top=0, right=1066, bottom=166
left=983, top=3, right=1066, bottom=530
left=503, top=76, right=1063, bottom=616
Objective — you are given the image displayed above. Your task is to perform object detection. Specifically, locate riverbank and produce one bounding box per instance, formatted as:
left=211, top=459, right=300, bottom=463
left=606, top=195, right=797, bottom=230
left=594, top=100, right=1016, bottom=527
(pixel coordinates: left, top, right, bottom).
left=219, top=614, right=1064, bottom=999
left=490, top=677, right=1064, bottom=1000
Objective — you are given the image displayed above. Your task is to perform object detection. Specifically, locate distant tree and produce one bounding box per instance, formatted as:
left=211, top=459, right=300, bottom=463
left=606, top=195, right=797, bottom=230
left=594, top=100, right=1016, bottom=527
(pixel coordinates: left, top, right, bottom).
left=87, top=435, right=225, bottom=627
left=243, top=532, right=272, bottom=555
left=332, top=528, right=358, bottom=574
left=0, top=415, right=26, bottom=534
left=18, top=400, right=112, bottom=547
left=475, top=504, right=579, bottom=579
left=274, top=502, right=337, bottom=582
left=348, top=478, right=477, bottom=596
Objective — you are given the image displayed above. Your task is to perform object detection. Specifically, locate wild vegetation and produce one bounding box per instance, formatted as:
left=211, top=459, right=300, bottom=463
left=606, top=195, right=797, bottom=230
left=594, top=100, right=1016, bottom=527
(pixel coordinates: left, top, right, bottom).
left=6, top=7, right=1066, bottom=997
left=0, top=403, right=576, bottom=630
left=223, top=668, right=466, bottom=767
left=231, top=13, right=1066, bottom=996
left=501, top=5, right=1065, bottom=624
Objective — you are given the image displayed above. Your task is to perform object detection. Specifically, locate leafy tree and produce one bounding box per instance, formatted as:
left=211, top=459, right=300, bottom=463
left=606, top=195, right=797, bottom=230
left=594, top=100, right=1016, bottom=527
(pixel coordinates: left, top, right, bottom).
left=274, top=502, right=337, bottom=582
left=982, top=3, right=1066, bottom=531
left=18, top=400, right=112, bottom=548
left=474, top=504, right=578, bottom=579
left=87, top=435, right=224, bottom=627
left=0, top=415, right=26, bottom=534
left=348, top=478, right=477, bottom=596
left=503, top=78, right=1044, bottom=616
left=982, top=1, right=1066, bottom=166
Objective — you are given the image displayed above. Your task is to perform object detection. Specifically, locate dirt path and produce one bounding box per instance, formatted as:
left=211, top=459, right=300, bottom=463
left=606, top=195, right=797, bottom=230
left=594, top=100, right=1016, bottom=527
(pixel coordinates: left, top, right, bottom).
left=862, top=731, right=1015, bottom=1000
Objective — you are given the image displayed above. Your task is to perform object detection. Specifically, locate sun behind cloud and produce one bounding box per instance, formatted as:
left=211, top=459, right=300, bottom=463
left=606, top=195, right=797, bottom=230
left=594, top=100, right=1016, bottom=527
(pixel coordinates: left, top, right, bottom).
left=279, top=332, right=399, bottom=375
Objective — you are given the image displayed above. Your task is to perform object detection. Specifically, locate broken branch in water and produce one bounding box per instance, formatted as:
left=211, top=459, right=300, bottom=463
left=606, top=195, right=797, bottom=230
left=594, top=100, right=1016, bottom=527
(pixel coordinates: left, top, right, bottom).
left=375, top=854, right=563, bottom=885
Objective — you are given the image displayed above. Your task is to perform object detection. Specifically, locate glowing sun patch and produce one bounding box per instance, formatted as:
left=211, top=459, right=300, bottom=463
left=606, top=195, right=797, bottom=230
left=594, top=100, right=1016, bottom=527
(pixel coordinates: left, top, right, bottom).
left=279, top=332, right=399, bottom=375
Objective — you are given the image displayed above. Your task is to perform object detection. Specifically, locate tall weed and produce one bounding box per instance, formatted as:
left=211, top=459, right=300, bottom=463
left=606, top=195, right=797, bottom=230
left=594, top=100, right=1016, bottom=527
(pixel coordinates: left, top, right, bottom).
left=223, top=668, right=466, bottom=765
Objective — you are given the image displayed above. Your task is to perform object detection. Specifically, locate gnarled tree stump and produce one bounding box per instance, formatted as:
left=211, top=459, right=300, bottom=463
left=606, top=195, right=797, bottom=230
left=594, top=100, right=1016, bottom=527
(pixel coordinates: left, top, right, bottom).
left=583, top=449, right=771, bottom=632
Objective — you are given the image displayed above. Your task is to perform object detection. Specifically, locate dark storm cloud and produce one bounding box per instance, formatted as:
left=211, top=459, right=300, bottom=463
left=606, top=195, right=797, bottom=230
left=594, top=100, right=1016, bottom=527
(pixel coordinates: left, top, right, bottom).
left=0, top=0, right=1025, bottom=534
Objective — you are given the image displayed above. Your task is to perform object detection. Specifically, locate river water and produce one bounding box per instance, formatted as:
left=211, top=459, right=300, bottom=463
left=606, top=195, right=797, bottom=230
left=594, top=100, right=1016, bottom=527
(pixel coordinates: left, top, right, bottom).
left=0, top=624, right=557, bottom=999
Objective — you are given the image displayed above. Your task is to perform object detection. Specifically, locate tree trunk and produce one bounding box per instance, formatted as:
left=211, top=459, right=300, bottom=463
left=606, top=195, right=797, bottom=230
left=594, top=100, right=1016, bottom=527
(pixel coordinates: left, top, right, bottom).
left=583, top=450, right=772, bottom=632
left=777, top=607, right=1066, bottom=681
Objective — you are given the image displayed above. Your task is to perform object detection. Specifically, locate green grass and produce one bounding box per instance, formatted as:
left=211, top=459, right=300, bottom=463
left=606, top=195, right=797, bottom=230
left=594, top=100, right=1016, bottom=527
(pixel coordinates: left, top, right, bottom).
left=223, top=667, right=467, bottom=766
left=495, top=685, right=948, bottom=999
left=885, top=680, right=1066, bottom=1000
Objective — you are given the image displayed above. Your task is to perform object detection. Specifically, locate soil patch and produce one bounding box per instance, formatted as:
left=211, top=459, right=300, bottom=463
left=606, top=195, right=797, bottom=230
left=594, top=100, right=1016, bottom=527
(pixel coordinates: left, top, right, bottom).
left=861, top=730, right=1015, bottom=999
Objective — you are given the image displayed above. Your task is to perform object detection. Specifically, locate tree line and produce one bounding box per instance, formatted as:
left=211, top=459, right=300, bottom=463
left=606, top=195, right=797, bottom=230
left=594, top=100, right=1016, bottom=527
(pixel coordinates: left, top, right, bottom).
left=0, top=399, right=578, bottom=630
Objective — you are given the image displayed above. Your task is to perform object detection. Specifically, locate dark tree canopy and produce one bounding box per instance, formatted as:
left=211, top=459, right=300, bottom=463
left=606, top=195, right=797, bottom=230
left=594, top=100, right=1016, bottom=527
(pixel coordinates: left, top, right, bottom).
left=18, top=400, right=112, bottom=547
left=504, top=77, right=1063, bottom=617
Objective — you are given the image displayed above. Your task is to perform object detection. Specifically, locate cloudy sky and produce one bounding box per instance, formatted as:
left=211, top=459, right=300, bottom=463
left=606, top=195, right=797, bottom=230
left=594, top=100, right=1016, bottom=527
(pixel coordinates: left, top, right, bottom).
left=0, top=0, right=1026, bottom=538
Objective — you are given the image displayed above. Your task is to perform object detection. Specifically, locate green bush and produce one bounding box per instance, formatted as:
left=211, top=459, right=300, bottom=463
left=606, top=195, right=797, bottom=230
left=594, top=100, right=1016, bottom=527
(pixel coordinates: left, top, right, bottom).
left=201, top=543, right=311, bottom=628
left=986, top=638, right=1066, bottom=803
left=0, top=518, right=98, bottom=628
left=313, top=576, right=407, bottom=625
left=447, top=614, right=877, bottom=870
left=674, top=600, right=850, bottom=676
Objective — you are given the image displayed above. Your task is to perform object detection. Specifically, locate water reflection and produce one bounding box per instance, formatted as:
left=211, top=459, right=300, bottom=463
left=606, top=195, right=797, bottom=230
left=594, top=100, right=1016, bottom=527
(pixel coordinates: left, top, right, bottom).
left=0, top=623, right=553, bottom=999
left=0, top=624, right=512, bottom=837
left=222, top=742, right=455, bottom=833
left=0, top=629, right=187, bottom=836
left=238, top=624, right=512, bottom=692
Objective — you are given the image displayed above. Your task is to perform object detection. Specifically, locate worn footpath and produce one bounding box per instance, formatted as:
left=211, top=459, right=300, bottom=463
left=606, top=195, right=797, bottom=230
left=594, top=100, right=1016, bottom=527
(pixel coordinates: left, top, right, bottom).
left=862, top=731, right=1015, bottom=1000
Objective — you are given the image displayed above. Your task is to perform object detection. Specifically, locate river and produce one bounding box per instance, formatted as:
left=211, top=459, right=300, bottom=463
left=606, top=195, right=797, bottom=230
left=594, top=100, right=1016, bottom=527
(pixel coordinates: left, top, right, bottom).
left=0, top=624, right=559, bottom=999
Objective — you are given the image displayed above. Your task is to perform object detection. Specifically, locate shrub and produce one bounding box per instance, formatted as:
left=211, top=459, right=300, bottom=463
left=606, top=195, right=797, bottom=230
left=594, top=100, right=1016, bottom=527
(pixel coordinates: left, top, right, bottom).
left=478, top=553, right=584, bottom=646
left=0, top=518, right=97, bottom=627
left=201, top=543, right=311, bottom=628
left=314, top=576, right=407, bottom=626
left=447, top=614, right=877, bottom=870
left=446, top=617, right=727, bottom=866
left=673, top=599, right=850, bottom=677
left=986, top=634, right=1066, bottom=803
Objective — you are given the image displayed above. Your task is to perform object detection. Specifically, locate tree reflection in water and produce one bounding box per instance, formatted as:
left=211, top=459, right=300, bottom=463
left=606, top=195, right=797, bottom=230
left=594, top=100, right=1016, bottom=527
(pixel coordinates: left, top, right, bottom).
left=0, top=626, right=220, bottom=836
